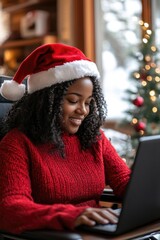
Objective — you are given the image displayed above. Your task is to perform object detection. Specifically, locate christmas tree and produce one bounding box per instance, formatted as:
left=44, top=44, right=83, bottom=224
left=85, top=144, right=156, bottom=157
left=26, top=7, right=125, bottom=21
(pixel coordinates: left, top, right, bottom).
left=124, top=20, right=160, bottom=150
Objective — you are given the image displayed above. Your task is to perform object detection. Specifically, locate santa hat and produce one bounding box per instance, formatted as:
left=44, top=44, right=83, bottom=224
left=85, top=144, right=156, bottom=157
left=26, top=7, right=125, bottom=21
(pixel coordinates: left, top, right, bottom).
left=0, top=43, right=100, bottom=101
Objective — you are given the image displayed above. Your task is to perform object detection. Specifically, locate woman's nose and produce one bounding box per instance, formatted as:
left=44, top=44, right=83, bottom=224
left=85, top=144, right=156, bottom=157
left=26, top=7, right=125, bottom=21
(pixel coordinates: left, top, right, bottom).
left=76, top=104, right=88, bottom=115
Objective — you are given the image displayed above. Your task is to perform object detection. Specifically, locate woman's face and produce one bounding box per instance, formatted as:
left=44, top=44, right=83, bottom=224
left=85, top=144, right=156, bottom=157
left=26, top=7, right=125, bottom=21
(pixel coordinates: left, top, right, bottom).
left=61, top=77, right=93, bottom=134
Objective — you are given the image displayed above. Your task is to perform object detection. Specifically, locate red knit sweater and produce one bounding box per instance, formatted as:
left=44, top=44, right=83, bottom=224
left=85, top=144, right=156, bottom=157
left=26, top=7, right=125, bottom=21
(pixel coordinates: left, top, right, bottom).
left=0, top=129, right=131, bottom=234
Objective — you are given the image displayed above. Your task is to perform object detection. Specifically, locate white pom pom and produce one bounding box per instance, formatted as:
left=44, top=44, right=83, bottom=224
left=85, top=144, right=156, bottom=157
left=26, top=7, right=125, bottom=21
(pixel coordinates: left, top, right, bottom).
left=0, top=80, right=26, bottom=101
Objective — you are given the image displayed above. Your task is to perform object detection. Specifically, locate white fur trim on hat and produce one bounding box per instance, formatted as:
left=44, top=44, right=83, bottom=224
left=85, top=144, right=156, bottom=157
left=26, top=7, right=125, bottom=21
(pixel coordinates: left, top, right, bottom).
left=28, top=60, right=100, bottom=93
left=0, top=80, right=26, bottom=101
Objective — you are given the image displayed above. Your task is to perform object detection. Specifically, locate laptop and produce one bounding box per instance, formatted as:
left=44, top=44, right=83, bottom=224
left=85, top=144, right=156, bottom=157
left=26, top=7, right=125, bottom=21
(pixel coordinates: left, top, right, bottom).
left=78, top=134, right=160, bottom=236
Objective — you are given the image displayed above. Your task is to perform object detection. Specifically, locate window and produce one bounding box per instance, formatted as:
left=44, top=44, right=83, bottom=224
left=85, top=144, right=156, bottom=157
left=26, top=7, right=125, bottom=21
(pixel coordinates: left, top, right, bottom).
left=95, top=0, right=142, bottom=119
left=152, top=0, right=160, bottom=45
left=0, top=3, right=10, bottom=44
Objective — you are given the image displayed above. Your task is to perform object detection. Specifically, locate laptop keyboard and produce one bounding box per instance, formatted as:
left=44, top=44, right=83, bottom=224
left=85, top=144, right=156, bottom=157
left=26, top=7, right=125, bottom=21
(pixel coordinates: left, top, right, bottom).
left=91, top=223, right=117, bottom=232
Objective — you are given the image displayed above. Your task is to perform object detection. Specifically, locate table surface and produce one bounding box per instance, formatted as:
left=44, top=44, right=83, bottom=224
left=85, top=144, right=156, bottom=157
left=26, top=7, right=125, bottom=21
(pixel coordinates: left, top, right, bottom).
left=1, top=220, right=160, bottom=240
left=77, top=220, right=160, bottom=240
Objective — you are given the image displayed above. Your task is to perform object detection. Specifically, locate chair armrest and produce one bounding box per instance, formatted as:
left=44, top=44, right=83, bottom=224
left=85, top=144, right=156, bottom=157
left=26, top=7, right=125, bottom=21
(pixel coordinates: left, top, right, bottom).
left=99, top=188, right=122, bottom=209
left=100, top=188, right=122, bottom=203
left=0, top=230, right=82, bottom=240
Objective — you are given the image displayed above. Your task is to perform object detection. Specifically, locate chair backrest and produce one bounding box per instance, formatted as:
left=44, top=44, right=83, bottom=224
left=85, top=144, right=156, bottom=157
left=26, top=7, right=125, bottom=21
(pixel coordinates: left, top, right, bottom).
left=0, top=75, right=13, bottom=120
left=0, top=75, right=28, bottom=120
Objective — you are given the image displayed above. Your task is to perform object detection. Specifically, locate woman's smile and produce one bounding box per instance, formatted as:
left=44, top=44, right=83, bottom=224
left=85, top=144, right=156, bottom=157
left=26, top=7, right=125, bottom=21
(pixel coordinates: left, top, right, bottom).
left=69, top=117, right=84, bottom=126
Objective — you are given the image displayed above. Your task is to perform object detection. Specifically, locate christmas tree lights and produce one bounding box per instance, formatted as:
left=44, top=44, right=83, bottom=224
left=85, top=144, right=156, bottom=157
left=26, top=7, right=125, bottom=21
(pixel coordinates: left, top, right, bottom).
left=124, top=20, right=160, bottom=149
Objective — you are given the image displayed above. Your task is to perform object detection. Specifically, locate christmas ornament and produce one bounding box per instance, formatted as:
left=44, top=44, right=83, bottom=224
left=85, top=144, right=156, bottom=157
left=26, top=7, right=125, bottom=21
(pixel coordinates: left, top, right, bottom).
left=140, top=72, right=147, bottom=81
left=132, top=96, right=144, bottom=107
left=134, top=121, right=146, bottom=132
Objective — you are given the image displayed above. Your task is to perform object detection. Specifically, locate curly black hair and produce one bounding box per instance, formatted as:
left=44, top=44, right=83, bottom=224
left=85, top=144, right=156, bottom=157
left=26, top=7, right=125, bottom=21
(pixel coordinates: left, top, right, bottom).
left=1, top=78, right=107, bottom=156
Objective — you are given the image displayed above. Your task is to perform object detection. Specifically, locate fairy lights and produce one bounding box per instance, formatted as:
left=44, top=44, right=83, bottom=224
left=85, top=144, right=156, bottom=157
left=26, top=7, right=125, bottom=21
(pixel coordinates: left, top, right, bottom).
left=152, top=107, right=158, bottom=113
left=155, top=76, right=160, bottom=82
left=127, top=20, right=160, bottom=138
left=141, top=81, right=147, bottom=86
left=146, top=76, right=152, bottom=81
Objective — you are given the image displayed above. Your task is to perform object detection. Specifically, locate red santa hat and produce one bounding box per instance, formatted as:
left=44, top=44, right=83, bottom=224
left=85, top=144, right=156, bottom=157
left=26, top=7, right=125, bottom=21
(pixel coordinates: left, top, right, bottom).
left=0, top=43, right=100, bottom=101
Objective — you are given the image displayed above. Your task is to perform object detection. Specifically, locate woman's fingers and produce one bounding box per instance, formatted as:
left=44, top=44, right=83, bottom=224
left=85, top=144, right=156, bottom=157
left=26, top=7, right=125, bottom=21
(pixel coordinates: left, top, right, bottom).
left=100, top=209, right=118, bottom=224
left=74, top=207, right=119, bottom=228
left=75, top=214, right=96, bottom=227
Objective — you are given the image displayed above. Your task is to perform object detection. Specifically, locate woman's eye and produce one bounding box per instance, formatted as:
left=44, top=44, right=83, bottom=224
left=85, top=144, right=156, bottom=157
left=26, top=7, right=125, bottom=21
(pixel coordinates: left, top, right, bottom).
left=68, top=99, right=77, bottom=104
left=67, top=99, right=91, bottom=105
left=85, top=102, right=90, bottom=106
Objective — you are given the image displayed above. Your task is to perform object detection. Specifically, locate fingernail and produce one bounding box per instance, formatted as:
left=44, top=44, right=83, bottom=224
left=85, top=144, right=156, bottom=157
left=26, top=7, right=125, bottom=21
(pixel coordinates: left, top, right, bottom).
left=102, top=219, right=109, bottom=224
left=113, top=219, right=118, bottom=223
left=91, top=221, right=96, bottom=226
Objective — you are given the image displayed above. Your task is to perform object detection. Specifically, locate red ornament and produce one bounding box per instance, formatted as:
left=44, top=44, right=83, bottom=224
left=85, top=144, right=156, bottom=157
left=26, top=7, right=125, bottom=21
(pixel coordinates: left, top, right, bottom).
left=140, top=70, right=147, bottom=80
left=132, top=96, right=144, bottom=107
left=134, top=121, right=146, bottom=132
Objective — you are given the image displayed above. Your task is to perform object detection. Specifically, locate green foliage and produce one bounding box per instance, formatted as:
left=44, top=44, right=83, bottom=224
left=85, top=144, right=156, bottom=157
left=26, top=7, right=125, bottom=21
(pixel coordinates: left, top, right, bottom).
left=123, top=22, right=160, bottom=155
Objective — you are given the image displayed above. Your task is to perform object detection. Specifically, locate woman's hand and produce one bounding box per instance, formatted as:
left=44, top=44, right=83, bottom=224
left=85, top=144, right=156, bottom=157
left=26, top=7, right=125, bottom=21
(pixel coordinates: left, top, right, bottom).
left=74, top=207, right=119, bottom=227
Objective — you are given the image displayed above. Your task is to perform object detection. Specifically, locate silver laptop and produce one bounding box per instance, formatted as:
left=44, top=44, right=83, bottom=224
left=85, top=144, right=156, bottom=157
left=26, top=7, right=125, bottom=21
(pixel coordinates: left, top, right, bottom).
left=79, top=134, right=160, bottom=236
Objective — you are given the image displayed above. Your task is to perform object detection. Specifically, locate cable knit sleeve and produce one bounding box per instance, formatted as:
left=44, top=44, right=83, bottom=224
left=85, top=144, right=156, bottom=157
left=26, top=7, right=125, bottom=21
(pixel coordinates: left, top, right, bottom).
left=101, top=131, right=131, bottom=196
left=0, top=130, right=87, bottom=234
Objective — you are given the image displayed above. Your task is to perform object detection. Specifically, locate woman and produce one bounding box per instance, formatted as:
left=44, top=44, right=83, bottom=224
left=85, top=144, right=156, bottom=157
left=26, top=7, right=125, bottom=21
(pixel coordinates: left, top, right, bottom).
left=0, top=43, right=131, bottom=234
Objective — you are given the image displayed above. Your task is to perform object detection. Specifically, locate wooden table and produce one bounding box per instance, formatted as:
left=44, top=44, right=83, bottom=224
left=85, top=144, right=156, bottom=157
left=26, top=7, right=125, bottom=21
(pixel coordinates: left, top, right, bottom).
left=78, top=220, right=160, bottom=239
left=1, top=220, right=160, bottom=240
